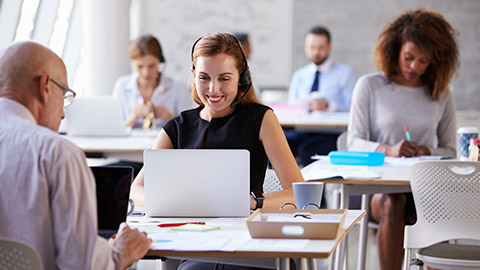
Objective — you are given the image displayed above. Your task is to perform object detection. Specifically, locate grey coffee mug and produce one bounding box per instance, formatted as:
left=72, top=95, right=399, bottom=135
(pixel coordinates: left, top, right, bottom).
left=292, top=182, right=324, bottom=209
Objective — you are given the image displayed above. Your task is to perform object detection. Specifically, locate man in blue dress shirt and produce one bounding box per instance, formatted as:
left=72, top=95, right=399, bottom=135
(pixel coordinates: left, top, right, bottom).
left=286, top=26, right=356, bottom=166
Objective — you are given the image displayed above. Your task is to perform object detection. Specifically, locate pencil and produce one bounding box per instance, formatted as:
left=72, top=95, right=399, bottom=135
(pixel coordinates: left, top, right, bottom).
left=404, top=125, right=412, bottom=142
left=158, top=222, right=206, bottom=228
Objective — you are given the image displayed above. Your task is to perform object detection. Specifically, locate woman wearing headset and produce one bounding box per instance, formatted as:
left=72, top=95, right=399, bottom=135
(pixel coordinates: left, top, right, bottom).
left=113, top=34, right=194, bottom=129
left=131, top=32, right=303, bottom=269
left=131, top=32, right=303, bottom=210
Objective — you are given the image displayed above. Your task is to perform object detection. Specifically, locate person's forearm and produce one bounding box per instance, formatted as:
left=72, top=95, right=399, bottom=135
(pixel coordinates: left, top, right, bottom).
left=261, top=188, right=295, bottom=209
left=375, top=144, right=392, bottom=156
left=125, top=114, right=138, bottom=129
left=130, top=185, right=145, bottom=207
left=153, top=106, right=174, bottom=122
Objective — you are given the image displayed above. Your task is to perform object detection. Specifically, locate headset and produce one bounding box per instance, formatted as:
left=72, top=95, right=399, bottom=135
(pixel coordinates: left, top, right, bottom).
left=191, top=34, right=252, bottom=108
left=158, top=41, right=166, bottom=64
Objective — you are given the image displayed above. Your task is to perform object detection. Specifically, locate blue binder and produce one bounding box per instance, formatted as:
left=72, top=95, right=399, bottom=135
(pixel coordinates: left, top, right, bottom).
left=328, top=151, right=385, bottom=166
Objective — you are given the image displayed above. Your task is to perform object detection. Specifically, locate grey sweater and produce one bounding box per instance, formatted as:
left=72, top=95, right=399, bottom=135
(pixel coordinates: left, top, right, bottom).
left=347, top=73, right=456, bottom=157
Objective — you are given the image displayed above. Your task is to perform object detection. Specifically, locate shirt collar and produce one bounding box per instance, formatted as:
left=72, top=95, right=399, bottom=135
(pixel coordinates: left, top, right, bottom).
left=0, top=97, right=37, bottom=124
left=128, top=72, right=169, bottom=96
left=316, top=58, right=333, bottom=73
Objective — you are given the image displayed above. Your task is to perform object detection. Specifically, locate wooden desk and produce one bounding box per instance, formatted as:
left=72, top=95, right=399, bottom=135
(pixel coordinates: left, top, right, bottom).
left=128, top=210, right=365, bottom=270
left=63, top=131, right=157, bottom=162
left=301, top=157, right=413, bottom=270
left=270, top=104, right=349, bottom=129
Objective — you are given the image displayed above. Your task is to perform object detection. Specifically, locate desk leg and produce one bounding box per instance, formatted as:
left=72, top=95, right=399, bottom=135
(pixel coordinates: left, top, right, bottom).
left=356, top=194, right=370, bottom=270
left=334, top=185, right=350, bottom=270
left=156, top=258, right=180, bottom=270
left=298, top=258, right=309, bottom=270
left=278, top=258, right=290, bottom=270
left=328, top=184, right=341, bottom=270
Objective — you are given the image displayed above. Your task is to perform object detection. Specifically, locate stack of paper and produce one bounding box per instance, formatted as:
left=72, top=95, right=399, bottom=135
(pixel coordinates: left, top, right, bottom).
left=302, top=163, right=382, bottom=181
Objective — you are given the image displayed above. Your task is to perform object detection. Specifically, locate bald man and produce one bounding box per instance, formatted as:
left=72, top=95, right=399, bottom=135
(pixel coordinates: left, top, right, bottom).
left=0, top=41, right=151, bottom=270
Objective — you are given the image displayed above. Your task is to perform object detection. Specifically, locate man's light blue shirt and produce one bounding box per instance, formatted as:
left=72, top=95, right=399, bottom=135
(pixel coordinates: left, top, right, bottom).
left=288, top=59, right=356, bottom=112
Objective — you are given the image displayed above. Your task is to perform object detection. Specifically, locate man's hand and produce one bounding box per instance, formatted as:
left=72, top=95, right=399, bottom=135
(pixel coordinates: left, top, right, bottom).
left=109, top=222, right=152, bottom=270
left=310, top=100, right=329, bottom=111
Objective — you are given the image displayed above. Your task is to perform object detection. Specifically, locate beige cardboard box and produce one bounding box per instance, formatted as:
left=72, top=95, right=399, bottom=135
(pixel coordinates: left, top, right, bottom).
left=246, top=209, right=346, bottom=239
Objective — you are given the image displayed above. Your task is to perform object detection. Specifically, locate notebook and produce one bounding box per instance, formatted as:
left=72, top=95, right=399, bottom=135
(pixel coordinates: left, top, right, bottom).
left=143, top=149, right=250, bottom=217
left=91, top=166, right=134, bottom=239
left=65, top=97, right=129, bottom=137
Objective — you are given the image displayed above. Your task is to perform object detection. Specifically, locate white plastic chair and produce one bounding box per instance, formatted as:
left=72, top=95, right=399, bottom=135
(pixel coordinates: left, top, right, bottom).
left=0, top=237, right=43, bottom=270
left=263, top=168, right=283, bottom=193
left=336, top=131, right=348, bottom=151
left=404, top=161, right=480, bottom=270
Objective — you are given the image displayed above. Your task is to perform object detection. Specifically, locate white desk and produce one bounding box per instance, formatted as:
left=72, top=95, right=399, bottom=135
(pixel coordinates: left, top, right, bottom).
left=269, top=104, right=349, bottom=129
left=63, top=132, right=157, bottom=162
left=128, top=210, right=365, bottom=270
left=301, top=157, right=414, bottom=270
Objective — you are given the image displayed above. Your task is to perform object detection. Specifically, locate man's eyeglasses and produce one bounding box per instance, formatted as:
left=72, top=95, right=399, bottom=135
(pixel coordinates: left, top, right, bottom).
left=49, top=78, right=76, bottom=107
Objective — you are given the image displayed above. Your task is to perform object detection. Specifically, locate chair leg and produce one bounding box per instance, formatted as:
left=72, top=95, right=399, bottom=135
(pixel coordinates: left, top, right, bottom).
left=279, top=258, right=290, bottom=270
left=403, top=248, right=411, bottom=270
left=308, top=258, right=318, bottom=270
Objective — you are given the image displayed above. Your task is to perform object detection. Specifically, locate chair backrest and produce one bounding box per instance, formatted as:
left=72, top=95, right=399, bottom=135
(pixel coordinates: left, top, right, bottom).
left=404, top=161, right=480, bottom=249
left=336, top=131, right=348, bottom=151
left=263, top=169, right=283, bottom=193
left=0, top=237, right=43, bottom=270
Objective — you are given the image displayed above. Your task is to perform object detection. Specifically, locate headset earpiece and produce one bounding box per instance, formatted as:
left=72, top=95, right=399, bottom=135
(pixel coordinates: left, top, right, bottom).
left=238, top=69, right=252, bottom=90
left=158, top=42, right=166, bottom=64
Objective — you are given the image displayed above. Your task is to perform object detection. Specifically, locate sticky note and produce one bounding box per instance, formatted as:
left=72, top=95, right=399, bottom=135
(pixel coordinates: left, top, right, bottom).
left=171, top=224, right=220, bottom=232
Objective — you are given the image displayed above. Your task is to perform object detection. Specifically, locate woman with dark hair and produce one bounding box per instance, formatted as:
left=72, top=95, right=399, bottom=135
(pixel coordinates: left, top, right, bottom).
left=347, top=9, right=459, bottom=270
left=113, top=34, right=193, bottom=129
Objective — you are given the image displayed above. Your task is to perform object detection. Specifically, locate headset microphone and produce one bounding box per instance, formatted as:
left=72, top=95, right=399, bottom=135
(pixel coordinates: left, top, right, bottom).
left=229, top=80, right=252, bottom=108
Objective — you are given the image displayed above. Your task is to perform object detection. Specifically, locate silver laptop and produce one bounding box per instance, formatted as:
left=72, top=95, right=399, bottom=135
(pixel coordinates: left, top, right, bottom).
left=65, top=97, right=129, bottom=137
left=144, top=149, right=250, bottom=217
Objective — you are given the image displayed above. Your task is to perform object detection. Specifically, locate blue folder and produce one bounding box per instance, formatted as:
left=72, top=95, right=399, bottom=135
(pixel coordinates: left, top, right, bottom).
left=328, top=151, right=385, bottom=166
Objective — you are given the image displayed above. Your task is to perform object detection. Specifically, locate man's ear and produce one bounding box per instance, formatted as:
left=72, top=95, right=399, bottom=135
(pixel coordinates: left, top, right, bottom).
left=37, top=74, right=50, bottom=104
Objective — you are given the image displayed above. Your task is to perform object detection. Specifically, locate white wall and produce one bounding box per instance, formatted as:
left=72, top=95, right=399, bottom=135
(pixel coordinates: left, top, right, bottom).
left=138, top=0, right=480, bottom=109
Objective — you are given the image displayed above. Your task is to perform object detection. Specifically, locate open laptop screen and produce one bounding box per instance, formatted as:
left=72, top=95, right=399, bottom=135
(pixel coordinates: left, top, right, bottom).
left=144, top=149, right=250, bottom=217
left=65, top=97, right=129, bottom=137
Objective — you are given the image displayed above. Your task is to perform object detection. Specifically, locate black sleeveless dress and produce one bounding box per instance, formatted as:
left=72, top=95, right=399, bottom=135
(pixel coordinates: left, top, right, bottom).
left=163, top=103, right=271, bottom=192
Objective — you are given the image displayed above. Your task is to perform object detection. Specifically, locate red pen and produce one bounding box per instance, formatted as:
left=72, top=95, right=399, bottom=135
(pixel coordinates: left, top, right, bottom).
left=158, top=222, right=206, bottom=228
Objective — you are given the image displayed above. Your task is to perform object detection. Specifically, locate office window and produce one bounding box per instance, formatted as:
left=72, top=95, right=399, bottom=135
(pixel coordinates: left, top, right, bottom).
left=14, top=0, right=40, bottom=41
left=49, top=0, right=73, bottom=57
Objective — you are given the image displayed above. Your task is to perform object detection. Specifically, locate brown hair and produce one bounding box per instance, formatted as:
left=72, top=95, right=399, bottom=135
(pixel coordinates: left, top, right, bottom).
left=306, top=26, right=331, bottom=43
left=129, top=34, right=165, bottom=63
left=191, top=32, right=259, bottom=106
left=373, top=8, right=459, bottom=100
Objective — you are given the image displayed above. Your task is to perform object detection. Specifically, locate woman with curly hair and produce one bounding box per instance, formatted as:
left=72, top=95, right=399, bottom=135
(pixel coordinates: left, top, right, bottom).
left=347, top=8, right=459, bottom=270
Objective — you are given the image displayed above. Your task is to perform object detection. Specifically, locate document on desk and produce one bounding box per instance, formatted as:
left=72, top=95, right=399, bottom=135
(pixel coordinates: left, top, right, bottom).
left=146, top=218, right=253, bottom=251
left=302, top=163, right=382, bottom=181
left=383, top=156, right=450, bottom=167
left=240, top=239, right=309, bottom=251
